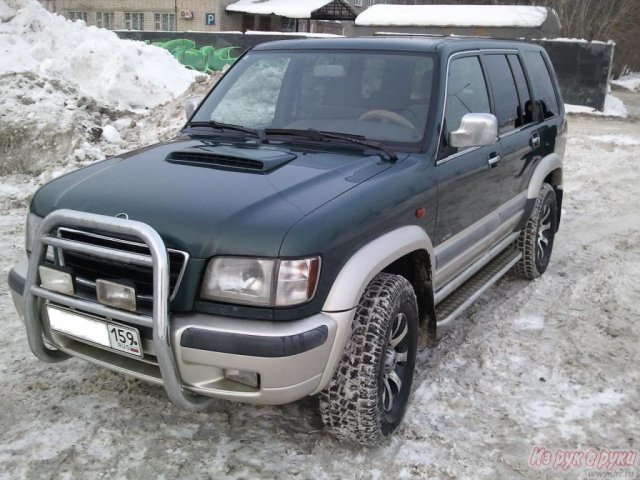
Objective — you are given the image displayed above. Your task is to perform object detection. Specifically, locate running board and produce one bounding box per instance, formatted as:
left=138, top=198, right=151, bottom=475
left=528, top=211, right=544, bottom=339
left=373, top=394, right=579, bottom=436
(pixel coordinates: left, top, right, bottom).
left=435, top=248, right=522, bottom=337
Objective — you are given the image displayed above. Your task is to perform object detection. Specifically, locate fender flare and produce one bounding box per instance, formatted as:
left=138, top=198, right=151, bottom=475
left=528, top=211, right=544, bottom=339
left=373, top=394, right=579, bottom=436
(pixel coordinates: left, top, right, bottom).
left=313, top=225, right=435, bottom=394
left=322, top=225, right=435, bottom=312
left=527, top=152, right=563, bottom=199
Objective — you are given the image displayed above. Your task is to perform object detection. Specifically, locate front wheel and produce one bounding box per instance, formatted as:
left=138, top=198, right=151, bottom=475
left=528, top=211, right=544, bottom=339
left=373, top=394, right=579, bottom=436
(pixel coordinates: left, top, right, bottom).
left=319, top=273, right=418, bottom=445
left=513, top=183, right=558, bottom=279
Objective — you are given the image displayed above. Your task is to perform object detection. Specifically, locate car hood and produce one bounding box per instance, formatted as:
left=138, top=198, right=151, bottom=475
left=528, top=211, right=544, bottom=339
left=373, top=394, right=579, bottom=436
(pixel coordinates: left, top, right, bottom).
left=31, top=136, right=396, bottom=258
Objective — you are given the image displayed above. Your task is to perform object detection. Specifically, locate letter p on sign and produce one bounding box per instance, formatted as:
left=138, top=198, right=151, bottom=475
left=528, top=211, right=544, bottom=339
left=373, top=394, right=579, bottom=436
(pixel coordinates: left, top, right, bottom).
left=206, top=13, right=216, bottom=25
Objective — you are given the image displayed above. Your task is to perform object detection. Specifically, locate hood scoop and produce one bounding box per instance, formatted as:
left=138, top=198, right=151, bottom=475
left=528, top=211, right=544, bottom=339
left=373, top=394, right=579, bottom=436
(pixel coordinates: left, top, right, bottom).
left=166, top=145, right=296, bottom=173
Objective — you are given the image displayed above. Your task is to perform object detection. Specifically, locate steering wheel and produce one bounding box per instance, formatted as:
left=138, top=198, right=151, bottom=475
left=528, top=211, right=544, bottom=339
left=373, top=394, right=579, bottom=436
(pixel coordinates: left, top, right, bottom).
left=358, top=109, right=416, bottom=130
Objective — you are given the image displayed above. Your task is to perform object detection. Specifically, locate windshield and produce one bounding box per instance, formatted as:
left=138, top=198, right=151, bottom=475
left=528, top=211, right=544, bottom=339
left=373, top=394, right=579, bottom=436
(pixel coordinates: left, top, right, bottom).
left=191, top=50, right=436, bottom=146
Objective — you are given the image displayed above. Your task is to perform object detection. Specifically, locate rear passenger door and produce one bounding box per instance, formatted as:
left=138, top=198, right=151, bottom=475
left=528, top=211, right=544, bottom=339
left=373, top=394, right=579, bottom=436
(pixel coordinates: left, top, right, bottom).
left=434, top=54, right=503, bottom=286
left=483, top=53, right=537, bottom=226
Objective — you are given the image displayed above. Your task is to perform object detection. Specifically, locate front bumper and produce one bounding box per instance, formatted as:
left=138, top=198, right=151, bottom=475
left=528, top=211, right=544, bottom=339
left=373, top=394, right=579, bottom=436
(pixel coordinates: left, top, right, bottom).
left=10, top=210, right=354, bottom=407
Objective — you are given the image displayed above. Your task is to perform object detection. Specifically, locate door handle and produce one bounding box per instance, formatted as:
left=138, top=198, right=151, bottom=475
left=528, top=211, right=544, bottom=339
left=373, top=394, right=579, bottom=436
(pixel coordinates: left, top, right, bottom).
left=488, top=154, right=501, bottom=167
left=531, top=132, right=541, bottom=148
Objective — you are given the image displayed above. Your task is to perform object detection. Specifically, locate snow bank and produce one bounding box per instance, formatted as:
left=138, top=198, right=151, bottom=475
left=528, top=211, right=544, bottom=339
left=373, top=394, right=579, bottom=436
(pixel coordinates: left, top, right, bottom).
left=0, top=0, right=197, bottom=110
left=0, top=0, right=213, bottom=178
left=355, top=4, right=548, bottom=28
left=565, top=94, right=628, bottom=118
left=0, top=0, right=15, bottom=22
left=612, top=72, right=640, bottom=92
left=227, top=0, right=343, bottom=20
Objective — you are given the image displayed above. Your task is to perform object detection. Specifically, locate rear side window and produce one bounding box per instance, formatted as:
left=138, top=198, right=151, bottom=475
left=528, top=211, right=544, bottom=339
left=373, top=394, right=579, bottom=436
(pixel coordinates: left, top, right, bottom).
left=484, top=54, right=519, bottom=134
left=444, top=56, right=490, bottom=143
left=524, top=51, right=559, bottom=119
left=507, top=54, right=535, bottom=127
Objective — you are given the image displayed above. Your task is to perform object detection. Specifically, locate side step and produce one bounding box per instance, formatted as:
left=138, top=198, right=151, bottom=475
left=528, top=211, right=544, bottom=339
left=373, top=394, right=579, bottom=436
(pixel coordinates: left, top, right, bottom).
left=435, top=248, right=522, bottom=337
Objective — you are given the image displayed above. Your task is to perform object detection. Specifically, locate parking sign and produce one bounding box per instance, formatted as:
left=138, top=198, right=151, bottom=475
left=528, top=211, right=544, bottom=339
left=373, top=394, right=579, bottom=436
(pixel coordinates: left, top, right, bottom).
left=205, top=13, right=216, bottom=25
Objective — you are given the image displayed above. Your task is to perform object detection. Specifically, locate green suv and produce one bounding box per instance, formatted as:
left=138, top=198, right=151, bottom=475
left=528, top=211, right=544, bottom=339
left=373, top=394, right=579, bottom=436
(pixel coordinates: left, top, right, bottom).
left=8, top=37, right=565, bottom=445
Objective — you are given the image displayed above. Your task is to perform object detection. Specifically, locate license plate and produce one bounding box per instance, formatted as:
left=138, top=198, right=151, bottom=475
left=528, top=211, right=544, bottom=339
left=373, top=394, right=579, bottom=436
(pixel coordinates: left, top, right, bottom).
left=47, top=305, right=142, bottom=357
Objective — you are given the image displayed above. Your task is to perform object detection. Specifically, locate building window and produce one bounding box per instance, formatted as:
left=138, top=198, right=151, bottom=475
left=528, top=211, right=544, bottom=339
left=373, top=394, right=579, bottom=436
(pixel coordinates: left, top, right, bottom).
left=68, top=11, right=88, bottom=22
left=125, top=12, right=145, bottom=31
left=154, top=13, right=175, bottom=31
left=96, top=12, right=115, bottom=30
left=353, top=0, right=363, bottom=6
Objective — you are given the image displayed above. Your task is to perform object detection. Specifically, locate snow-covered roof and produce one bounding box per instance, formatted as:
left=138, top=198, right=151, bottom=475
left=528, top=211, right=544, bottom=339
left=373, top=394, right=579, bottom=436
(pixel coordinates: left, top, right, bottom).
left=355, top=5, right=549, bottom=28
left=227, top=0, right=345, bottom=19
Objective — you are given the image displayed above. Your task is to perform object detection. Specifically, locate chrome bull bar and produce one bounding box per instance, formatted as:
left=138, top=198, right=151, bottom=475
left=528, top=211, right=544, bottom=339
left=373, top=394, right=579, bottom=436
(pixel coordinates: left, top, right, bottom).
left=23, top=209, right=211, bottom=411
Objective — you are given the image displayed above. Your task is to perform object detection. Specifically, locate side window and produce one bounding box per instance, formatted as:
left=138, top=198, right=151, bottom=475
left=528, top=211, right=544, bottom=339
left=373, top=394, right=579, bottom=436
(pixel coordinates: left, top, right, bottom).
left=507, top=54, right=535, bottom=127
left=444, top=56, right=491, bottom=145
left=484, top=54, right=520, bottom=134
left=524, top=51, right=559, bottom=119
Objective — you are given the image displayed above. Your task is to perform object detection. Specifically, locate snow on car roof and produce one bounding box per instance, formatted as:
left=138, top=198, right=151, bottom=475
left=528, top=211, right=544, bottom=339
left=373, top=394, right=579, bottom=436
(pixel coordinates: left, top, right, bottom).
left=355, top=4, right=549, bottom=28
left=227, top=0, right=345, bottom=19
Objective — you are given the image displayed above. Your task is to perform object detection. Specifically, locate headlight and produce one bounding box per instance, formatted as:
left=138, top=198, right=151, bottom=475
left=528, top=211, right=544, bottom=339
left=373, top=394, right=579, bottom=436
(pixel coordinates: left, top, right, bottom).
left=25, top=212, right=43, bottom=254
left=201, top=256, right=320, bottom=307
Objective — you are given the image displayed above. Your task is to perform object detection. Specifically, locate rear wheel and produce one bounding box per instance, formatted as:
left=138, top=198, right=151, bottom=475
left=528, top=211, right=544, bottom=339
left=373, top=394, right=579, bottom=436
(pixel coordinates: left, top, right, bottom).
left=319, top=273, right=418, bottom=445
left=514, top=183, right=558, bottom=279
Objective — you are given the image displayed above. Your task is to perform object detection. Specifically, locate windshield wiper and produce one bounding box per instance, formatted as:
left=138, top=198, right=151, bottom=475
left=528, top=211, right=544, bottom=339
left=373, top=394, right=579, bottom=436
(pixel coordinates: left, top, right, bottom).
left=264, top=128, right=398, bottom=162
left=190, top=121, right=268, bottom=143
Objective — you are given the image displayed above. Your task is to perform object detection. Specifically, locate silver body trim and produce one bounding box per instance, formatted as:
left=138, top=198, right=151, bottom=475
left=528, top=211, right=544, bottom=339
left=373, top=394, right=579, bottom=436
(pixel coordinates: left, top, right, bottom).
left=323, top=225, right=435, bottom=312
left=436, top=251, right=522, bottom=334
left=435, top=230, right=520, bottom=305
left=434, top=191, right=527, bottom=290
left=527, top=152, right=563, bottom=199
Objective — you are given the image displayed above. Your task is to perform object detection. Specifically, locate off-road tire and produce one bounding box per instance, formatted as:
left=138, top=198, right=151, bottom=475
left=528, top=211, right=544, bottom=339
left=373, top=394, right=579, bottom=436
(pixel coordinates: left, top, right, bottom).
left=319, top=273, right=418, bottom=446
left=513, top=182, right=558, bottom=279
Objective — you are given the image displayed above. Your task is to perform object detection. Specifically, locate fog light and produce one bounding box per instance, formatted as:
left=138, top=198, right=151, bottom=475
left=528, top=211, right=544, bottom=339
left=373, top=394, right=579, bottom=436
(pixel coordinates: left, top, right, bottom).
left=96, top=279, right=137, bottom=312
left=39, top=265, right=74, bottom=295
left=224, top=369, right=260, bottom=388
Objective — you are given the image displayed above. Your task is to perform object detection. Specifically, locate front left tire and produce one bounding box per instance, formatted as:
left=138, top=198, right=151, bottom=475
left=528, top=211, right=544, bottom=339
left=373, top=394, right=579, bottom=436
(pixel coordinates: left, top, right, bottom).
left=319, top=273, right=418, bottom=445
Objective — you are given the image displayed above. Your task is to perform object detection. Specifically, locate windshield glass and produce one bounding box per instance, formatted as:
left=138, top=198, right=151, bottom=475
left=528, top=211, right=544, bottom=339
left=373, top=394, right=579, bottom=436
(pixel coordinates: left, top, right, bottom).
left=191, top=50, right=436, bottom=146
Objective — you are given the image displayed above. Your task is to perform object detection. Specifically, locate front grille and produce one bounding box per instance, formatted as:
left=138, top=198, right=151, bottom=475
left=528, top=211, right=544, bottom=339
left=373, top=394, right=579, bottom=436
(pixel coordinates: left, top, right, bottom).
left=57, top=228, right=188, bottom=302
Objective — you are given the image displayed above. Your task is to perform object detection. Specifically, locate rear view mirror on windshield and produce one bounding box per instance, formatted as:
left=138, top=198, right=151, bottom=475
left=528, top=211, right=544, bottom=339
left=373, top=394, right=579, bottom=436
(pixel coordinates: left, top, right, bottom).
left=313, top=64, right=345, bottom=78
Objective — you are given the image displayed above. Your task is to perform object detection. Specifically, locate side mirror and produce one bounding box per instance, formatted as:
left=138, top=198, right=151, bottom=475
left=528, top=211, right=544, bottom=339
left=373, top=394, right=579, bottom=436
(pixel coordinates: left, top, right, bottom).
left=449, top=113, right=498, bottom=148
left=185, top=96, right=203, bottom=121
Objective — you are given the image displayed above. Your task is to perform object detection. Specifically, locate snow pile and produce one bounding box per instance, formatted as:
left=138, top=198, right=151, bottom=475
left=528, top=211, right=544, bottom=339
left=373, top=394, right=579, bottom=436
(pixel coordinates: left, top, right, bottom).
left=0, top=0, right=209, bottom=178
left=355, top=4, right=549, bottom=27
left=612, top=72, right=640, bottom=92
left=0, top=0, right=15, bottom=21
left=0, top=0, right=197, bottom=110
left=227, top=0, right=342, bottom=19
left=565, top=94, right=628, bottom=118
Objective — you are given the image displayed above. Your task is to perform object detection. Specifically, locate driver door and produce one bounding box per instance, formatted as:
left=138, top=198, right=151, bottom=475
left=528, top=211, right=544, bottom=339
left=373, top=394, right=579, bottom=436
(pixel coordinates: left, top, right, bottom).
left=434, top=54, right=503, bottom=288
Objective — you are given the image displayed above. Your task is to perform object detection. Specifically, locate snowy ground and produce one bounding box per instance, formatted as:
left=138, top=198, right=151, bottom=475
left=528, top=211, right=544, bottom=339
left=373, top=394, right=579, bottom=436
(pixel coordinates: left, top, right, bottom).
left=1, top=107, right=639, bottom=478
